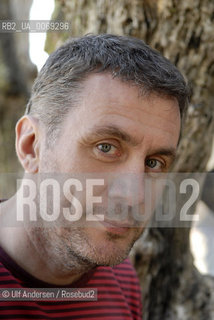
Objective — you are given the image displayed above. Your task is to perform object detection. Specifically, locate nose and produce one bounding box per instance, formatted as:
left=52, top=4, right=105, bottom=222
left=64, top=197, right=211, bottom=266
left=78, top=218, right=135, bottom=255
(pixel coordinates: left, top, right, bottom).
left=107, top=153, right=147, bottom=207
left=107, top=172, right=145, bottom=207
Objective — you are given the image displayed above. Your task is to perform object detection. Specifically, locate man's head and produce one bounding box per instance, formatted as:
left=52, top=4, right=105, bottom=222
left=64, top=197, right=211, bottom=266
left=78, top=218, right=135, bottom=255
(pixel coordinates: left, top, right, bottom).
left=15, top=34, right=189, bottom=273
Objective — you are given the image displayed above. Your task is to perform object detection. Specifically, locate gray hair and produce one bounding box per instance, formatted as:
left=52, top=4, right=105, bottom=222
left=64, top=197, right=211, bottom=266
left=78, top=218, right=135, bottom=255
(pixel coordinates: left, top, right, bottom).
left=26, top=34, right=190, bottom=145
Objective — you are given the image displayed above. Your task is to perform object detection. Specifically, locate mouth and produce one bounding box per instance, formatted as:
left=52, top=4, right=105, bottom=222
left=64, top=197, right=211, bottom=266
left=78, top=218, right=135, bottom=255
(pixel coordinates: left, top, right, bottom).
left=99, top=219, right=134, bottom=235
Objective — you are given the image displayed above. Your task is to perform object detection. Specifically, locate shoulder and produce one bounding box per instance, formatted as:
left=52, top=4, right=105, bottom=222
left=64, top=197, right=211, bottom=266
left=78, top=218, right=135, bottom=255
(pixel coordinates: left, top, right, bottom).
left=112, top=258, right=142, bottom=319
left=112, top=257, right=140, bottom=279
left=112, top=257, right=141, bottom=286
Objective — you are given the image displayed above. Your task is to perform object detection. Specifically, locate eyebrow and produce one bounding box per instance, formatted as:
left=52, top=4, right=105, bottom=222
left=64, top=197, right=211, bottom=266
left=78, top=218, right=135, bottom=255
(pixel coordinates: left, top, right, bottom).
left=82, top=124, right=177, bottom=161
left=82, top=125, right=140, bottom=146
left=149, top=148, right=177, bottom=163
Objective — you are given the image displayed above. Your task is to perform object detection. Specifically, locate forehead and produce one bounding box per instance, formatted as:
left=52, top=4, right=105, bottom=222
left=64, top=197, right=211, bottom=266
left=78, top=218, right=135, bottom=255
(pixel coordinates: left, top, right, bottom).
left=81, top=73, right=179, bottom=111
left=61, top=73, right=181, bottom=147
left=76, top=73, right=178, bottom=121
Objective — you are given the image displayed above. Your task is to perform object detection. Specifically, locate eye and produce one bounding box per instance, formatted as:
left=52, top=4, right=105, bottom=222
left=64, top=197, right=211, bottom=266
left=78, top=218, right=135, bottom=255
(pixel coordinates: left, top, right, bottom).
left=96, top=143, right=120, bottom=157
left=97, top=143, right=113, bottom=153
left=146, top=159, right=163, bottom=170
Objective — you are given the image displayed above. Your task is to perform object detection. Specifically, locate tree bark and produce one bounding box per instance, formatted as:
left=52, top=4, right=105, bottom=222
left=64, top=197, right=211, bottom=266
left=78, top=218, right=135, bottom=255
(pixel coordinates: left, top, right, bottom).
left=47, top=0, right=214, bottom=318
left=0, top=0, right=37, bottom=173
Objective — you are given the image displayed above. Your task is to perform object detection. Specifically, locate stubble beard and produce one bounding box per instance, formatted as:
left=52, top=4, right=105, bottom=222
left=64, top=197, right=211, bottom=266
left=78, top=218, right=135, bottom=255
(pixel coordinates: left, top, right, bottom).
left=28, top=222, right=143, bottom=278
left=35, top=149, right=144, bottom=274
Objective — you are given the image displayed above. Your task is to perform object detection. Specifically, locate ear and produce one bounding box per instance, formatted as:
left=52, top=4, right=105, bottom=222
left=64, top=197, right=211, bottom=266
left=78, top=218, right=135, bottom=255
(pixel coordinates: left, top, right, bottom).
left=15, top=116, right=41, bottom=173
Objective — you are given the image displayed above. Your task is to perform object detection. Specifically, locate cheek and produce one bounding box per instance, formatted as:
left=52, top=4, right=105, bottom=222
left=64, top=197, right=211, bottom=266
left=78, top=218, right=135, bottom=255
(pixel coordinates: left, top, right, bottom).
left=39, top=150, right=58, bottom=172
left=55, top=145, right=87, bottom=172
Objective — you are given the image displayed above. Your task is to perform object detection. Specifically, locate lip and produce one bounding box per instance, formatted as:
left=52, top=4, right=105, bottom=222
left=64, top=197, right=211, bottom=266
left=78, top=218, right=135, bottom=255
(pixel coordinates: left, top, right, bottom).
left=99, top=219, right=134, bottom=235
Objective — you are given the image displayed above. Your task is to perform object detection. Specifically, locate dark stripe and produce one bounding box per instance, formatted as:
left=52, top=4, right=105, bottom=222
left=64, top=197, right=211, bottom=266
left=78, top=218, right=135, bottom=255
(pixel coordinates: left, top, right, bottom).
left=0, top=315, right=51, bottom=319
left=92, top=275, right=138, bottom=282
left=0, top=304, right=133, bottom=313
left=87, top=283, right=134, bottom=288
left=113, top=273, right=137, bottom=278
left=53, top=312, right=132, bottom=319
left=111, top=267, right=133, bottom=271
left=0, top=312, right=131, bottom=320
left=0, top=280, right=20, bottom=285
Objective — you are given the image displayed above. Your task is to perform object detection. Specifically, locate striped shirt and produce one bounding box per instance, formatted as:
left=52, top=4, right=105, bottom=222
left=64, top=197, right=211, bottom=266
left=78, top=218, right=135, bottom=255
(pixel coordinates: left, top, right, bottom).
left=0, top=246, right=142, bottom=319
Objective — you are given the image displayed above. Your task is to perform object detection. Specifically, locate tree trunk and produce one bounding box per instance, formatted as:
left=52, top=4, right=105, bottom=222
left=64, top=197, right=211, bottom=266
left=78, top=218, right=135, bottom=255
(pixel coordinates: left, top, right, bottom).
left=46, top=0, right=214, bottom=318
left=0, top=0, right=37, bottom=173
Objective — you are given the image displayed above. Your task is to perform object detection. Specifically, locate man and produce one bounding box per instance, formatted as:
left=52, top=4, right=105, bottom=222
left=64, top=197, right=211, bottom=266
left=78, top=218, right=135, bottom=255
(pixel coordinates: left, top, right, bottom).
left=0, top=34, right=189, bottom=319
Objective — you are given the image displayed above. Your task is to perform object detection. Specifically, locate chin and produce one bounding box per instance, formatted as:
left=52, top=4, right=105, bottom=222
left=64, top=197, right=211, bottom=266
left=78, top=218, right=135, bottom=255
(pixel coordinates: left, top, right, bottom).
left=82, top=228, right=141, bottom=267
left=89, top=240, right=133, bottom=267
left=93, top=253, right=128, bottom=267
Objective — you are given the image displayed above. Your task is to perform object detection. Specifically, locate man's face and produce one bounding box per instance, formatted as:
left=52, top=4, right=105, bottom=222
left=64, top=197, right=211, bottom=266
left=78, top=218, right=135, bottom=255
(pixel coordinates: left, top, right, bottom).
left=35, top=73, right=180, bottom=270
